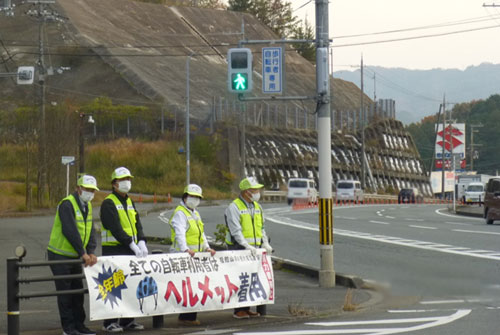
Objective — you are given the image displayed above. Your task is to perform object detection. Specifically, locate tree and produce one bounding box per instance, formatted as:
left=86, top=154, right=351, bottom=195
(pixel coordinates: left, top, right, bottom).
left=194, top=0, right=226, bottom=9
left=227, top=0, right=252, bottom=12
left=290, top=17, right=315, bottom=63
left=228, top=0, right=298, bottom=38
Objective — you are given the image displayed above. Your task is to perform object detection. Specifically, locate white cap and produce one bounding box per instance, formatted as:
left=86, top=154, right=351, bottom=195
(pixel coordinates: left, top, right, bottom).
left=184, top=184, right=203, bottom=198
left=111, top=167, right=134, bottom=181
left=77, top=175, right=99, bottom=191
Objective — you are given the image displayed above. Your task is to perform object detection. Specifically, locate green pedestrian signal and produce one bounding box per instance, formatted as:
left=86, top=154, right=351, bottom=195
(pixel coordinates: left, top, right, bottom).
left=227, top=48, right=253, bottom=93
left=232, top=73, right=248, bottom=91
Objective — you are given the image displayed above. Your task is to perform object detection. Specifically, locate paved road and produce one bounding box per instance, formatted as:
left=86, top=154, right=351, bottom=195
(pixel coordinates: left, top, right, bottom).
left=146, top=202, right=500, bottom=334
left=3, top=202, right=499, bottom=334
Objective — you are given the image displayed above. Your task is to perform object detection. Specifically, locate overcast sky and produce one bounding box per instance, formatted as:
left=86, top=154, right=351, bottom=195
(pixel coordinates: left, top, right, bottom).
left=292, top=0, right=500, bottom=71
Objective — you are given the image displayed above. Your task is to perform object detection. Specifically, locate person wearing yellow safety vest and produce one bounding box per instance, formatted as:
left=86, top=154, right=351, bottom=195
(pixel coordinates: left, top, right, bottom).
left=224, top=176, right=273, bottom=319
left=169, top=184, right=216, bottom=326
left=100, top=167, right=147, bottom=333
left=47, top=175, right=99, bottom=335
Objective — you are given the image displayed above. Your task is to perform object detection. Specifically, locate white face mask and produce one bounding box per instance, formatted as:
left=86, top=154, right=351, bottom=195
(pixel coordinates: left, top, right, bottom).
left=250, top=191, right=261, bottom=202
left=80, top=190, right=94, bottom=203
left=185, top=196, right=200, bottom=209
left=117, top=180, right=132, bottom=193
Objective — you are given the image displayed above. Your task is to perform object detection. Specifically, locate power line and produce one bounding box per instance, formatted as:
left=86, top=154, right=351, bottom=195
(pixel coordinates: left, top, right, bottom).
left=334, top=14, right=500, bottom=39
left=332, top=24, right=500, bottom=48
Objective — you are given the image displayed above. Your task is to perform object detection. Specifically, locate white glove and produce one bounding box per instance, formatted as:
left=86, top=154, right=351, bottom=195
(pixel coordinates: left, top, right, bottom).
left=129, top=241, right=142, bottom=257
left=245, top=244, right=257, bottom=256
left=138, top=240, right=148, bottom=257
left=262, top=242, right=273, bottom=254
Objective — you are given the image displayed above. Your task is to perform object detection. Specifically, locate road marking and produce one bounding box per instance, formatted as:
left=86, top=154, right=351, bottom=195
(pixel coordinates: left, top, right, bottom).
left=453, top=229, right=500, bottom=236
left=408, top=225, right=437, bottom=230
left=266, top=216, right=500, bottom=261
left=435, top=208, right=484, bottom=221
left=445, top=221, right=468, bottom=226
left=189, top=330, right=240, bottom=335
left=421, top=299, right=465, bottom=305
left=405, top=218, right=424, bottom=222
left=385, top=216, right=395, bottom=219
left=235, top=309, right=471, bottom=335
left=370, top=220, right=391, bottom=225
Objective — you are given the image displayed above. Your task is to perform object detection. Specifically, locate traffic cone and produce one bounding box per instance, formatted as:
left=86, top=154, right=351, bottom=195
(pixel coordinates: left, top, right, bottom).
left=167, top=192, right=172, bottom=203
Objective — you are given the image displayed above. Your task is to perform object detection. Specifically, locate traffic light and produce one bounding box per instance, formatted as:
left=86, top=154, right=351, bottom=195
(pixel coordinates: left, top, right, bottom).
left=227, top=48, right=253, bottom=93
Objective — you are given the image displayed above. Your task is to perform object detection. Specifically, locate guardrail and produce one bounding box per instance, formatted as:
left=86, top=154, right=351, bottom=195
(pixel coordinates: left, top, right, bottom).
left=262, top=190, right=287, bottom=202
left=6, top=249, right=165, bottom=335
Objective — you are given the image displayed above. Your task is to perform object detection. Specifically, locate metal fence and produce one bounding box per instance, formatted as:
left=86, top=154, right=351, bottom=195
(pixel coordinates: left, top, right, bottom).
left=6, top=250, right=165, bottom=335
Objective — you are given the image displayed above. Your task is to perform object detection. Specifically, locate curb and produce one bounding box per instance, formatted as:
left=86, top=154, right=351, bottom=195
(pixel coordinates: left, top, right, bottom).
left=271, top=256, right=364, bottom=289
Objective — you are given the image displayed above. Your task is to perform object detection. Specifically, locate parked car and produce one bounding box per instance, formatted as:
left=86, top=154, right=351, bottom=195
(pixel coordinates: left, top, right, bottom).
left=463, top=182, right=485, bottom=204
left=335, top=180, right=364, bottom=203
left=287, top=178, right=318, bottom=205
left=398, top=188, right=423, bottom=204
left=484, top=177, right=500, bottom=225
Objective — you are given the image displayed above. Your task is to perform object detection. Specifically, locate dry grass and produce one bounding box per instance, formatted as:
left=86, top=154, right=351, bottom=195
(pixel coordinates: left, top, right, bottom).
left=343, top=288, right=358, bottom=312
left=288, top=303, right=316, bottom=317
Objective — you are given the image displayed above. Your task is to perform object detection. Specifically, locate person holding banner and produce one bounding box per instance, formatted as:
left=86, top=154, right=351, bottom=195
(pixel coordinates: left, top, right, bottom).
left=169, top=184, right=216, bottom=326
left=47, top=175, right=99, bottom=335
left=100, top=167, right=148, bottom=332
left=224, top=176, right=274, bottom=319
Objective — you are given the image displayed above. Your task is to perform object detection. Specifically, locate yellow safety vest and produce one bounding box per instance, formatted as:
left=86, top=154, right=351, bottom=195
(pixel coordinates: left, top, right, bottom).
left=226, top=198, right=263, bottom=246
left=101, top=194, right=138, bottom=246
left=47, top=195, right=92, bottom=258
left=170, top=205, right=205, bottom=252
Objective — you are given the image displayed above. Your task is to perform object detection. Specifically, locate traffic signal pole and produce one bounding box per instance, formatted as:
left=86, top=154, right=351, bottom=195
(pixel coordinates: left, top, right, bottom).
left=229, top=1, right=335, bottom=287
left=315, top=0, right=335, bottom=288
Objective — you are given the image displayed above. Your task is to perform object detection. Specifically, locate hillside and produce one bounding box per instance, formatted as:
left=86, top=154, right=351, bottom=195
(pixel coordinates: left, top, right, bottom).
left=0, top=0, right=369, bottom=118
left=406, top=94, right=500, bottom=176
left=334, top=63, right=500, bottom=124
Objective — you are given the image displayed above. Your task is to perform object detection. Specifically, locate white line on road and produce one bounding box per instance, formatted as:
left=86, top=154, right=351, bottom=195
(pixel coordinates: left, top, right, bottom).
left=385, top=216, right=395, bottom=219
left=235, top=309, right=471, bottom=335
left=435, top=208, right=484, bottom=221
left=370, top=220, right=391, bottom=225
left=404, top=218, right=425, bottom=222
left=408, top=225, right=437, bottom=230
left=266, top=216, right=500, bottom=261
left=452, top=229, right=500, bottom=236
left=445, top=221, right=469, bottom=226
left=420, top=299, right=465, bottom=305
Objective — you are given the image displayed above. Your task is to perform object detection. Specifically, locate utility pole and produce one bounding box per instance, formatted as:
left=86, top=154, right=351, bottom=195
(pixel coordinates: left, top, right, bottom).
left=316, top=0, right=334, bottom=288
left=360, top=55, right=365, bottom=190
left=441, top=95, right=446, bottom=199
left=470, top=124, right=483, bottom=171
left=186, top=54, right=194, bottom=185
left=35, top=0, right=48, bottom=206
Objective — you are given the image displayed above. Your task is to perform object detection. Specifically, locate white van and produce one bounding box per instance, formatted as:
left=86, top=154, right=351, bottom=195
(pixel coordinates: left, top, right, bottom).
left=464, top=182, right=485, bottom=204
left=287, top=178, right=318, bottom=205
left=335, top=180, right=364, bottom=203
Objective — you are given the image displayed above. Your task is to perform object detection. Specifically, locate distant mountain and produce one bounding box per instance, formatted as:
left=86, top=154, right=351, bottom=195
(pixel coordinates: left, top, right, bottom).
left=333, top=63, right=500, bottom=125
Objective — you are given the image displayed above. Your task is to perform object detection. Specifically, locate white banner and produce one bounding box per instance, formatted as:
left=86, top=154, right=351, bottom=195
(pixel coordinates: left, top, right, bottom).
left=84, top=250, right=274, bottom=320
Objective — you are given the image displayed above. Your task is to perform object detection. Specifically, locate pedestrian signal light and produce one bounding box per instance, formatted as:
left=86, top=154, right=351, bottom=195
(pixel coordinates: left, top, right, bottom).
left=227, top=48, right=252, bottom=93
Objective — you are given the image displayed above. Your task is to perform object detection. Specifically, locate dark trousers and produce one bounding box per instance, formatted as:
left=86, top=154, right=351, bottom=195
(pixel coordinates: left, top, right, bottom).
left=102, top=245, right=135, bottom=328
left=48, top=251, right=86, bottom=332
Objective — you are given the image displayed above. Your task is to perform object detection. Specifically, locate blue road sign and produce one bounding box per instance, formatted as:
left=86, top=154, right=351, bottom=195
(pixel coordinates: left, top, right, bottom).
left=262, top=47, right=282, bottom=94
